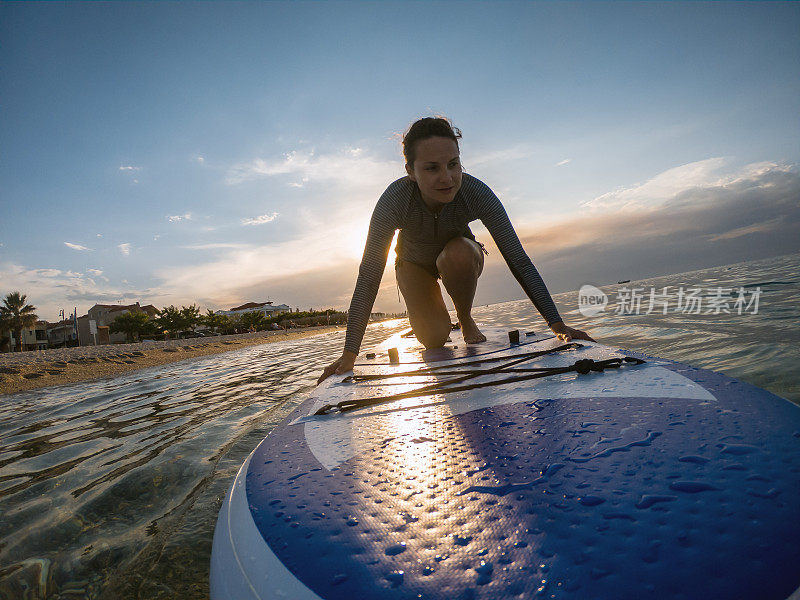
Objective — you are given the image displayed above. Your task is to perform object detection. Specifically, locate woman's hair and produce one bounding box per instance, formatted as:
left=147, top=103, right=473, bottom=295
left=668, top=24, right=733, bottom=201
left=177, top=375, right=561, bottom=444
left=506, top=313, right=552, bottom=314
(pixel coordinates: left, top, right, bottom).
left=402, top=116, right=462, bottom=166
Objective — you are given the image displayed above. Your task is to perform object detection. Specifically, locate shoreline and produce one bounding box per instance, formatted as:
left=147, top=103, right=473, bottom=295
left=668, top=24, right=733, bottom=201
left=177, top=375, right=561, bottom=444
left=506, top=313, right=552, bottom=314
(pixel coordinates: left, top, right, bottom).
left=0, top=325, right=345, bottom=396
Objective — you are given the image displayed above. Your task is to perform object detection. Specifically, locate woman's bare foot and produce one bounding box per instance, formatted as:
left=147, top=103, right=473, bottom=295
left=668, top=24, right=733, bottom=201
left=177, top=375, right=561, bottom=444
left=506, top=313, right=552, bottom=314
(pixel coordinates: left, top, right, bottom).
left=460, top=317, right=486, bottom=344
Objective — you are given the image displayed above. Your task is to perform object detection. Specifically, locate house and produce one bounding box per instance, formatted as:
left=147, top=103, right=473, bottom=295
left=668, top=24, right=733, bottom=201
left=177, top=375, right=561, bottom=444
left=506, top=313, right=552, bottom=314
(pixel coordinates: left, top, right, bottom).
left=47, top=319, right=79, bottom=348
left=5, top=320, right=49, bottom=351
left=216, top=301, right=292, bottom=319
left=77, top=302, right=158, bottom=346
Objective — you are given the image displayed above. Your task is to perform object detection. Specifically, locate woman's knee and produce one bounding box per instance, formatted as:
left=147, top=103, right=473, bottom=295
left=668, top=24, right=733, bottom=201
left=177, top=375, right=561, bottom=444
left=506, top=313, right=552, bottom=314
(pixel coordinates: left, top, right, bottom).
left=406, top=301, right=451, bottom=348
left=436, top=237, right=483, bottom=274
left=415, top=322, right=451, bottom=348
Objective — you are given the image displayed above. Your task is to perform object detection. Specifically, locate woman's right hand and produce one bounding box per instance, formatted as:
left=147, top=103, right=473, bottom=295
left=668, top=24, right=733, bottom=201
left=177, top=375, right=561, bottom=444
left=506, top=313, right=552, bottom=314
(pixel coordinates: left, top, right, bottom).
left=317, top=351, right=357, bottom=385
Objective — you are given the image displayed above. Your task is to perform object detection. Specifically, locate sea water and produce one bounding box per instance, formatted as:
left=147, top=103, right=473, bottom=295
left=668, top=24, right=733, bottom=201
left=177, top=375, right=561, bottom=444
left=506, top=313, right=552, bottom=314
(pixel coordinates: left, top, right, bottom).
left=0, top=252, right=797, bottom=599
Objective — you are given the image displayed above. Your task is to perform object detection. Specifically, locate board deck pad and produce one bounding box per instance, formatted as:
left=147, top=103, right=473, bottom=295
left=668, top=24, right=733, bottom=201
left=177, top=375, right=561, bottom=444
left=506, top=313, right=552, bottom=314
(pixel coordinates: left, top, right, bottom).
left=211, top=327, right=800, bottom=600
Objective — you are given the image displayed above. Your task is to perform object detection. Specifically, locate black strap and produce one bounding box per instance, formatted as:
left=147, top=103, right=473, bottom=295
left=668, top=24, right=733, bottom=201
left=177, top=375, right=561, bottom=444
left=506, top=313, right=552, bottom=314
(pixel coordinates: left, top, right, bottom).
left=314, top=344, right=646, bottom=415
left=347, top=342, right=578, bottom=378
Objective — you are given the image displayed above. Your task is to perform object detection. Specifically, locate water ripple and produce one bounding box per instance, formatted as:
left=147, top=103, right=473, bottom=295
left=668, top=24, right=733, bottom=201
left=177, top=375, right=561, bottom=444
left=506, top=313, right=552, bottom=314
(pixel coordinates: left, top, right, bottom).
left=0, top=323, right=406, bottom=599
left=0, top=254, right=798, bottom=598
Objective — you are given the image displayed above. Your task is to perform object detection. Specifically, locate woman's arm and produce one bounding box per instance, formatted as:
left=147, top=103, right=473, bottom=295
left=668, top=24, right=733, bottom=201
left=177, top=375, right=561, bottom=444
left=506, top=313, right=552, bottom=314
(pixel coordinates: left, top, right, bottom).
left=318, top=179, right=408, bottom=384
left=463, top=175, right=594, bottom=342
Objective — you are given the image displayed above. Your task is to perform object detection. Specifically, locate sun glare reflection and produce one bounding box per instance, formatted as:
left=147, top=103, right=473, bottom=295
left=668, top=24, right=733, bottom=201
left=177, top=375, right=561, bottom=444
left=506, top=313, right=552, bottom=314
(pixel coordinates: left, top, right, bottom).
left=346, top=227, right=399, bottom=262
left=354, top=329, right=488, bottom=543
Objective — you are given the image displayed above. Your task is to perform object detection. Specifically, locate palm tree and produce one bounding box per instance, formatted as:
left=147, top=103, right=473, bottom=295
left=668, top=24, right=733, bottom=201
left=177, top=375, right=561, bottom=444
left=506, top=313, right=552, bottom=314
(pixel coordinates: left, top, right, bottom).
left=0, top=292, right=38, bottom=352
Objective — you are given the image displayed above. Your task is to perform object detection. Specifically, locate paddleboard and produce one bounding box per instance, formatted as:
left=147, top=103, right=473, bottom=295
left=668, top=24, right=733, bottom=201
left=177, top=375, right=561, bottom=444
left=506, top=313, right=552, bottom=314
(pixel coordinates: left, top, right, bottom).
left=210, top=326, right=800, bottom=599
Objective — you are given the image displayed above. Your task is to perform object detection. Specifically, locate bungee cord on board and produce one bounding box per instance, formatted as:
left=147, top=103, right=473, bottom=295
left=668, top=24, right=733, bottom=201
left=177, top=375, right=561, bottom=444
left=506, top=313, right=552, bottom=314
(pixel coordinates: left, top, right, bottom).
left=314, top=342, right=647, bottom=415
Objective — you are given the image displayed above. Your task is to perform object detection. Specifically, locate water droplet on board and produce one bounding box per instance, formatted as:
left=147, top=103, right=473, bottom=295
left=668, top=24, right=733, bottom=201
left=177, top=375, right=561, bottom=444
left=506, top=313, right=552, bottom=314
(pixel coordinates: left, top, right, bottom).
left=641, top=540, right=661, bottom=563
left=385, top=543, right=407, bottom=556
left=346, top=516, right=359, bottom=526
left=453, top=534, right=472, bottom=546
left=542, top=463, right=565, bottom=477
left=399, top=512, right=419, bottom=523
left=669, top=481, right=719, bottom=493
left=747, top=488, right=780, bottom=499
left=678, top=455, right=710, bottom=464
left=385, top=570, right=404, bottom=587
left=636, top=495, right=677, bottom=509
left=579, top=495, right=605, bottom=506
left=331, top=573, right=347, bottom=586
left=602, top=512, right=635, bottom=521
left=536, top=580, right=549, bottom=596
left=719, top=444, right=758, bottom=455
left=475, top=561, right=494, bottom=585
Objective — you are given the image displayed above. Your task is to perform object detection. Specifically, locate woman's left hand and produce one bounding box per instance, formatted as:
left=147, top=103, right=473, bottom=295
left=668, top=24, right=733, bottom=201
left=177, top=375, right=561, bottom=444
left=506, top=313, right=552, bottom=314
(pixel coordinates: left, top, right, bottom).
left=550, top=321, right=596, bottom=343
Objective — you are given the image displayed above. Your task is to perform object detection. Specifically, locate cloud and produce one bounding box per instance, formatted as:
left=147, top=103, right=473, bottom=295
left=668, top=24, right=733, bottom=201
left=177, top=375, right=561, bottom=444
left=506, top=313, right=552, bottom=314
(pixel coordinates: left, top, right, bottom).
left=35, top=268, right=67, bottom=278
left=182, top=243, right=252, bottom=250
left=241, top=213, right=279, bottom=226
left=195, top=155, right=205, bottom=164
left=550, top=161, right=797, bottom=251
left=161, top=158, right=796, bottom=313
left=707, top=218, right=785, bottom=242
left=226, top=146, right=398, bottom=189
left=151, top=209, right=379, bottom=307
left=154, top=249, right=400, bottom=316
left=555, top=158, right=571, bottom=167
left=119, top=165, right=140, bottom=172
left=86, top=268, right=109, bottom=283
left=466, top=144, right=534, bottom=168
left=64, top=242, right=91, bottom=251
left=582, top=157, right=731, bottom=210
left=167, top=213, right=193, bottom=223
left=0, top=261, right=161, bottom=319
left=497, top=160, right=800, bottom=294
left=14, top=155, right=796, bottom=323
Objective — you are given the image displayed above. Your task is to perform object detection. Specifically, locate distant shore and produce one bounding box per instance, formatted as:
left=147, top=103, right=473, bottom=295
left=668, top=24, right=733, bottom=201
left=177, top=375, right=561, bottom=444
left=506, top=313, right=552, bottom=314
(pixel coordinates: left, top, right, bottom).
left=0, top=325, right=345, bottom=396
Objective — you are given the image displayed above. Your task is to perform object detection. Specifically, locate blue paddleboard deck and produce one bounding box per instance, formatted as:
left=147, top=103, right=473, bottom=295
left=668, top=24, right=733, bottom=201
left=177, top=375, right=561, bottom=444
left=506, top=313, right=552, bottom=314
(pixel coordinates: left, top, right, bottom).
left=211, top=327, right=800, bottom=599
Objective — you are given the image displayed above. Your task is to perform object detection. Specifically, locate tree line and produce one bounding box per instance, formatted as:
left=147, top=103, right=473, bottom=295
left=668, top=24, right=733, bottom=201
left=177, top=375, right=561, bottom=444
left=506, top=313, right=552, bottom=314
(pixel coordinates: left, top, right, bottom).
left=1, top=290, right=349, bottom=350
left=108, top=305, right=348, bottom=342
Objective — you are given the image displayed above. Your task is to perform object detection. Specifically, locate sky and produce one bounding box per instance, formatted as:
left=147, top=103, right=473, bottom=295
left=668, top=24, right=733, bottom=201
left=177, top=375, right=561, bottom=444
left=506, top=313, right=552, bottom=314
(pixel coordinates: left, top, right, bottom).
left=1, top=1, right=799, bottom=323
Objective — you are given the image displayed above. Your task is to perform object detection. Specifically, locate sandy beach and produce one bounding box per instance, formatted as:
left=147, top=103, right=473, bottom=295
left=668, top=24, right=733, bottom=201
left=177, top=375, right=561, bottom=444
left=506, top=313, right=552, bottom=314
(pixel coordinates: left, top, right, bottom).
left=0, top=325, right=345, bottom=396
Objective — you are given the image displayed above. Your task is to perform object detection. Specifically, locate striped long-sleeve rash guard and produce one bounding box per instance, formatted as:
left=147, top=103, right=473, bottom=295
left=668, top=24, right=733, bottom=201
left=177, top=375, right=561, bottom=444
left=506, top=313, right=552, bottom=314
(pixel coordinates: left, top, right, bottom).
left=344, top=173, right=562, bottom=355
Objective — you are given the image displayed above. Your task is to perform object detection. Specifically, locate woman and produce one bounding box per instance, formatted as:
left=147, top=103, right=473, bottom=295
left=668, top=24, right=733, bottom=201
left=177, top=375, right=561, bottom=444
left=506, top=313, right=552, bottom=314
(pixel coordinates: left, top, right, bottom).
left=318, top=117, right=593, bottom=384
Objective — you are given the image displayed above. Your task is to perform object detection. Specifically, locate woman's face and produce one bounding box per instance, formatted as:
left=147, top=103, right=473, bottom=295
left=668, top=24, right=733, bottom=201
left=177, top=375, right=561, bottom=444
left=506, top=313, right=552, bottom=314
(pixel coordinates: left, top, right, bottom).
left=405, top=136, right=462, bottom=210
